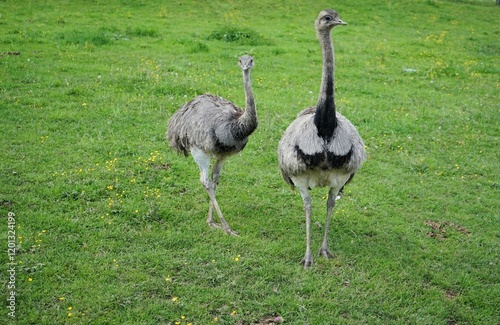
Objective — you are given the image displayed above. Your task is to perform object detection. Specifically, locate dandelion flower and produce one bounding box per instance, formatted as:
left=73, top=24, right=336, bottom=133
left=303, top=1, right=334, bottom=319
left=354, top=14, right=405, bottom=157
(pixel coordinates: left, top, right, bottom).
left=172, top=296, right=178, bottom=302
left=68, top=307, right=73, bottom=310
left=28, top=278, right=32, bottom=282
left=230, top=310, right=237, bottom=316
left=68, top=313, right=73, bottom=317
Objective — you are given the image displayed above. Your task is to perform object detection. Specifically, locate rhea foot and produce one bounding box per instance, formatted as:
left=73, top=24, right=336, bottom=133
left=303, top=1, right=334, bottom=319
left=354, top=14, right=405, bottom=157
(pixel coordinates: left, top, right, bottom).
left=207, top=220, right=239, bottom=236
left=318, top=247, right=335, bottom=259
left=301, top=253, right=314, bottom=269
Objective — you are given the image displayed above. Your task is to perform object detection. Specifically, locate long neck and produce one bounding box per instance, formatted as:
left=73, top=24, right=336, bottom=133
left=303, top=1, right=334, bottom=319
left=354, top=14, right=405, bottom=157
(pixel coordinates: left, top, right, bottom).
left=235, top=69, right=258, bottom=138
left=313, top=29, right=337, bottom=139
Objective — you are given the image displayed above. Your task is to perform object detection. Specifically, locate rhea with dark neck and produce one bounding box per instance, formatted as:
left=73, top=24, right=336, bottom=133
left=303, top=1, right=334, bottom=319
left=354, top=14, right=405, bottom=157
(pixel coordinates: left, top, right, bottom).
left=277, top=9, right=366, bottom=268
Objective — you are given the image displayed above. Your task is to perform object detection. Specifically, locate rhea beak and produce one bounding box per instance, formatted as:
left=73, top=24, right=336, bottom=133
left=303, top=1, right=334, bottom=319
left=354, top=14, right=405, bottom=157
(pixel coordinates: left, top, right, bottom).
left=338, top=19, right=347, bottom=25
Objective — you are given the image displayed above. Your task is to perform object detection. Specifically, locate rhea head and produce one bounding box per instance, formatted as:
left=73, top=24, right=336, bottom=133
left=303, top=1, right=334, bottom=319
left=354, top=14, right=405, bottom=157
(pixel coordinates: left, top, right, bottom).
left=238, top=55, right=254, bottom=71
left=315, top=9, right=347, bottom=33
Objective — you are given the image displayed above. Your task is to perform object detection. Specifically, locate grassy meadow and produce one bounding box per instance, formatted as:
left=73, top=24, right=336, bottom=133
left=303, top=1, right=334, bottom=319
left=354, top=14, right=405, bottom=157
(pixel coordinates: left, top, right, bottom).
left=1, top=0, right=499, bottom=323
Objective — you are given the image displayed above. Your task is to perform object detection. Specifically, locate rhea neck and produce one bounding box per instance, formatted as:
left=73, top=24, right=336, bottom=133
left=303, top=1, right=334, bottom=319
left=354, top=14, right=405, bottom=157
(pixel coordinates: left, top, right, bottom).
left=236, top=68, right=257, bottom=139
left=313, top=28, right=337, bottom=140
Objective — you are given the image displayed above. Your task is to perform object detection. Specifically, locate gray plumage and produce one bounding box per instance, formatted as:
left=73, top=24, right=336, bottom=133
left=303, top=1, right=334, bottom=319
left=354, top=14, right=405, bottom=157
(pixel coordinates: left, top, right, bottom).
left=278, top=10, right=366, bottom=268
left=167, top=55, right=257, bottom=236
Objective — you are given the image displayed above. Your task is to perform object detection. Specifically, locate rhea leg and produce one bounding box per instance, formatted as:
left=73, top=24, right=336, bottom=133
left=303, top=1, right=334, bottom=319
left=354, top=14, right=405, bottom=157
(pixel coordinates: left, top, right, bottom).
left=206, top=159, right=225, bottom=227
left=191, top=148, right=237, bottom=236
left=319, top=187, right=337, bottom=259
left=298, top=186, right=313, bottom=268
left=205, top=183, right=238, bottom=236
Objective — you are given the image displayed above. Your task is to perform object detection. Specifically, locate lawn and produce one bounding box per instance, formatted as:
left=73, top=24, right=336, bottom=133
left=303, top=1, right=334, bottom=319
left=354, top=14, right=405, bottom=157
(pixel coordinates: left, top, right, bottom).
left=1, top=0, right=499, bottom=324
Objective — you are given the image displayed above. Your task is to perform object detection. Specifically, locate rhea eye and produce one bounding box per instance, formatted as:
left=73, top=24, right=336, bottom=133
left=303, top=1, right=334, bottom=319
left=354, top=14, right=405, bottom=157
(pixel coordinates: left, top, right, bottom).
left=324, top=15, right=332, bottom=21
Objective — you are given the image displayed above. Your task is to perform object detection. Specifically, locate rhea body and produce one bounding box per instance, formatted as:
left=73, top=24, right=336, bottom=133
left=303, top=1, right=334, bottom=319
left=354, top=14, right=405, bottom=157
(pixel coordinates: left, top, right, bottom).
left=278, top=10, right=366, bottom=267
left=167, top=55, right=257, bottom=236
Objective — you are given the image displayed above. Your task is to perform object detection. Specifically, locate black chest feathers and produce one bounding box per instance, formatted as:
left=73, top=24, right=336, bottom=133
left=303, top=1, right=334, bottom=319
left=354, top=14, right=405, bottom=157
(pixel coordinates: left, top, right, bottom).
left=295, top=144, right=353, bottom=170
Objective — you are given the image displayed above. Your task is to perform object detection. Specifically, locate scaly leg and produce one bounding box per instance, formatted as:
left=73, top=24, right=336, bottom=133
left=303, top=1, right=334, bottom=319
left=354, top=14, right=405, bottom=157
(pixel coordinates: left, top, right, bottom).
left=298, top=186, right=313, bottom=268
left=207, top=159, right=225, bottom=228
left=205, top=184, right=238, bottom=236
left=191, top=149, right=237, bottom=236
left=319, top=187, right=337, bottom=259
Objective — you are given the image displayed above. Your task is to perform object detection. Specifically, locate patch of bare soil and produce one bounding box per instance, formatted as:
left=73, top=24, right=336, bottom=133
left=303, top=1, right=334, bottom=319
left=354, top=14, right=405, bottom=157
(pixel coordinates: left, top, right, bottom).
left=239, top=315, right=284, bottom=325
left=424, top=220, right=471, bottom=240
left=445, top=289, right=459, bottom=300
left=152, top=163, right=171, bottom=170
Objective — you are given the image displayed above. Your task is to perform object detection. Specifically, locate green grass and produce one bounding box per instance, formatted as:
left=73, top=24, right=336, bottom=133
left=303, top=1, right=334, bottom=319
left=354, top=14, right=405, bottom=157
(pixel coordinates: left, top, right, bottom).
left=1, top=0, right=499, bottom=324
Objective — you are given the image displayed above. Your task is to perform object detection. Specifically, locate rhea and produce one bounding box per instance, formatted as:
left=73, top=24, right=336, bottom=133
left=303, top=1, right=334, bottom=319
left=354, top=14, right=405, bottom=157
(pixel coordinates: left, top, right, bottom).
left=167, top=55, right=257, bottom=236
left=278, top=10, right=366, bottom=268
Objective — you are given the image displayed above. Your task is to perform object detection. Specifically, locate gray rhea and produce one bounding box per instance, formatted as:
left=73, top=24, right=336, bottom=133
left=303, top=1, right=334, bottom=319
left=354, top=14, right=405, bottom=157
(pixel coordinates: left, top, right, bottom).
left=278, top=10, right=366, bottom=268
left=167, top=55, right=257, bottom=236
